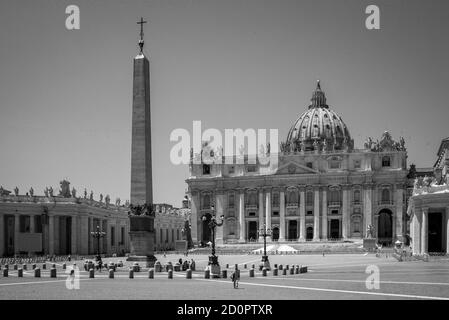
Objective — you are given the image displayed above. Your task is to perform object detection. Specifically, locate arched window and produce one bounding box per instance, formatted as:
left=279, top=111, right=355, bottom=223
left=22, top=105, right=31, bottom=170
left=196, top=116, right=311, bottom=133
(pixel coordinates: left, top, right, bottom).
left=228, top=194, right=235, bottom=208
left=330, top=189, right=340, bottom=203
left=381, top=189, right=390, bottom=202
left=288, top=190, right=298, bottom=204
left=272, top=193, right=279, bottom=206
left=248, top=193, right=257, bottom=206
left=354, top=190, right=361, bottom=203
left=382, top=156, right=391, bottom=167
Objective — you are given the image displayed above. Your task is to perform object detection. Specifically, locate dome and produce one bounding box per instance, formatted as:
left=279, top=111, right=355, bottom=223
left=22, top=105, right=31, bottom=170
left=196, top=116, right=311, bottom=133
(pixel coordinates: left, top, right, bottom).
left=284, top=81, right=353, bottom=152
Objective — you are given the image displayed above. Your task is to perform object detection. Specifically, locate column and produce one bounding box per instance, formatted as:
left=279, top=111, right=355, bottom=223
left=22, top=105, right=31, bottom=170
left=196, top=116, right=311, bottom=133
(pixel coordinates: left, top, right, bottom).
left=279, top=188, right=286, bottom=242
left=342, top=186, right=349, bottom=240
left=421, top=208, right=428, bottom=254
left=363, top=184, right=373, bottom=236
left=321, top=187, right=328, bottom=240
left=412, top=210, right=421, bottom=255
left=14, top=214, right=20, bottom=254
left=190, top=191, right=200, bottom=245
left=48, top=215, right=55, bottom=255
left=215, top=191, right=225, bottom=245
left=71, top=215, right=77, bottom=255
left=258, top=189, right=264, bottom=242
left=299, top=187, right=306, bottom=241
left=313, top=186, right=320, bottom=241
left=0, top=214, right=4, bottom=257
left=395, top=185, right=404, bottom=241
left=446, top=207, right=449, bottom=254
left=265, top=188, right=272, bottom=242
left=238, top=190, right=245, bottom=243
left=80, top=216, right=89, bottom=255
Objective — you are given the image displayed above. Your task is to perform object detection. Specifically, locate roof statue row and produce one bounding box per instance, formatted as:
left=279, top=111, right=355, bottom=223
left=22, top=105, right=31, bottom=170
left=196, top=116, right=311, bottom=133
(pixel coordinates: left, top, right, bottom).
left=364, top=131, right=406, bottom=152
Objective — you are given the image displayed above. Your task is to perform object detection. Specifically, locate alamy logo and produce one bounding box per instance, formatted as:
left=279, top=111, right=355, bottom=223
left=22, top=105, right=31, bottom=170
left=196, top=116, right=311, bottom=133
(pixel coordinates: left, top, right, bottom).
left=170, top=120, right=279, bottom=170
left=65, top=266, right=80, bottom=290
left=365, top=265, right=380, bottom=290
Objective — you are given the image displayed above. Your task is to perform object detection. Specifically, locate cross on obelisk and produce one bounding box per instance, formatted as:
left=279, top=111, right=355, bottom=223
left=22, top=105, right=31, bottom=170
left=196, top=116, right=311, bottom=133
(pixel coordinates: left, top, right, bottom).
left=137, top=17, right=147, bottom=53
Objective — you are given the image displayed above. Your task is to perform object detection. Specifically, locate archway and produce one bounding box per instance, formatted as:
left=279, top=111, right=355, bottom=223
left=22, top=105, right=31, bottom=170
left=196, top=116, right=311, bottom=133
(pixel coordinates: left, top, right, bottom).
left=378, top=209, right=393, bottom=246
left=288, top=220, right=298, bottom=240
left=330, top=220, right=340, bottom=239
left=306, top=227, right=313, bottom=240
left=272, top=227, right=279, bottom=241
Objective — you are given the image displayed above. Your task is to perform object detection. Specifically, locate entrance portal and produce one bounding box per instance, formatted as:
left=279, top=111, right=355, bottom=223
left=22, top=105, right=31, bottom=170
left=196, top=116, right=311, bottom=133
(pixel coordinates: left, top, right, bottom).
left=378, top=209, right=393, bottom=246
left=248, top=221, right=258, bottom=242
left=330, top=220, right=340, bottom=239
left=306, top=227, right=313, bottom=240
left=428, top=212, right=443, bottom=253
left=288, top=220, right=298, bottom=240
left=272, top=227, right=279, bottom=241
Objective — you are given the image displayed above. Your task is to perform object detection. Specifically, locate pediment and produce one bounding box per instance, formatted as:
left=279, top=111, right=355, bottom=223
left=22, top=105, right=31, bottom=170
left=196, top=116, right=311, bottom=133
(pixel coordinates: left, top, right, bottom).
left=275, top=160, right=319, bottom=175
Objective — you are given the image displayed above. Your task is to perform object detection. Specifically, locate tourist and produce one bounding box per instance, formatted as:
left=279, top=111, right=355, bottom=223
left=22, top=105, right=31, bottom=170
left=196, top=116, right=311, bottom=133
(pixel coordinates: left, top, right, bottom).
left=230, top=271, right=239, bottom=289
left=179, top=258, right=183, bottom=265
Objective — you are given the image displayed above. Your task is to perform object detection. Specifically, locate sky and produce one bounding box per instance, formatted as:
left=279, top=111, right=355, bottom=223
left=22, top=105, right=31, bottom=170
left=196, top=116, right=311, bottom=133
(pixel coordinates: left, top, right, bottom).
left=0, top=0, right=448, bottom=206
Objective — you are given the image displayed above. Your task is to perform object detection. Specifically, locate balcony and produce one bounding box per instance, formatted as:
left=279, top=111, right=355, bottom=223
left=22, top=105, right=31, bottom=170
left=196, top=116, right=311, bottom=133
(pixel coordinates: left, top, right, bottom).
left=245, top=204, right=258, bottom=210
left=328, top=201, right=341, bottom=207
left=352, top=200, right=362, bottom=205
left=286, top=203, right=298, bottom=209
left=378, top=200, right=394, bottom=206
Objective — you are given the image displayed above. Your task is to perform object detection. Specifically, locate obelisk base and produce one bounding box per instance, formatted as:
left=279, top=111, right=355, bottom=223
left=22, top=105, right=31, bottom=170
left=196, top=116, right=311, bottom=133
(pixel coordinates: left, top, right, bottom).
left=128, top=230, right=157, bottom=267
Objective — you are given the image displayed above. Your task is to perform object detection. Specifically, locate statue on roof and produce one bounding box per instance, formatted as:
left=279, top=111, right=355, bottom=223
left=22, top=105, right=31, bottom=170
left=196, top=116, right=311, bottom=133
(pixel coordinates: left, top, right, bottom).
left=99, top=193, right=103, bottom=202
left=105, top=194, right=110, bottom=205
left=49, top=187, right=54, bottom=197
left=115, top=197, right=121, bottom=206
left=71, top=187, right=77, bottom=198
left=29, top=187, right=34, bottom=197
left=59, top=180, right=71, bottom=198
left=89, top=190, right=93, bottom=200
left=14, top=186, right=19, bottom=196
left=84, top=188, right=87, bottom=199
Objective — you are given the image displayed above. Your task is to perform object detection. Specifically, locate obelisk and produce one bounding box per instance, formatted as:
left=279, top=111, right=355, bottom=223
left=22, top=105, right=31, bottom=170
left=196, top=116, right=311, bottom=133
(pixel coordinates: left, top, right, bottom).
left=127, top=17, right=156, bottom=267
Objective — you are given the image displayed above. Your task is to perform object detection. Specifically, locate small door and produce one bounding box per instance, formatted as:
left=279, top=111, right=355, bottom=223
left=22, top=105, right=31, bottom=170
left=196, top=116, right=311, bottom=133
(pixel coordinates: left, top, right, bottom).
left=330, top=220, right=340, bottom=239
left=248, top=221, right=258, bottom=241
left=288, top=220, right=298, bottom=240
left=306, top=227, right=313, bottom=240
left=428, top=212, right=443, bottom=253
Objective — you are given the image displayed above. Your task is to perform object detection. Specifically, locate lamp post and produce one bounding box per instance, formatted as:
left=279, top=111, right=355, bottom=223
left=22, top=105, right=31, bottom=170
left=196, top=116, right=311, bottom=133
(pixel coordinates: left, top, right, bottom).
left=258, top=224, right=272, bottom=270
left=90, top=225, right=106, bottom=256
left=201, top=205, right=224, bottom=277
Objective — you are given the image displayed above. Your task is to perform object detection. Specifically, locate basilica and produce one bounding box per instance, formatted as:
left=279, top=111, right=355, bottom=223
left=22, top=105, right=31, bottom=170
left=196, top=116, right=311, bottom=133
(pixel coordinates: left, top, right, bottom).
left=186, top=82, right=409, bottom=246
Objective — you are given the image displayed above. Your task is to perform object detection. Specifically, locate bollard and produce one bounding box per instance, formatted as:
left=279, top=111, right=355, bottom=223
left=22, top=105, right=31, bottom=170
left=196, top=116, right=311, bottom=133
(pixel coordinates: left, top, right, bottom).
left=221, top=270, right=227, bottom=279
left=34, top=268, right=41, bottom=278
left=249, top=268, right=255, bottom=277
left=42, top=263, right=46, bottom=270
left=295, top=266, right=299, bottom=274
left=32, top=264, right=36, bottom=270
left=149, top=268, right=154, bottom=279
left=251, top=264, right=255, bottom=269
left=52, top=264, right=56, bottom=269
left=279, top=264, right=283, bottom=270
left=186, top=269, right=192, bottom=279
left=168, top=270, right=173, bottom=279
left=225, top=263, right=229, bottom=269
left=89, top=268, right=94, bottom=278
left=262, top=267, right=267, bottom=277
left=244, top=264, right=247, bottom=269
left=274, top=264, right=278, bottom=269
left=4, top=265, right=8, bottom=270
left=14, top=264, right=18, bottom=270
left=282, top=268, right=287, bottom=276
left=62, top=263, right=66, bottom=270
left=3, top=269, right=8, bottom=277
left=18, top=268, right=23, bottom=277
left=286, top=264, right=289, bottom=270
left=273, top=268, right=278, bottom=276
left=289, top=267, right=294, bottom=275
left=204, top=269, right=210, bottom=279
left=50, top=267, right=57, bottom=278
left=109, top=269, right=114, bottom=279
left=234, top=264, right=238, bottom=271
left=129, top=268, right=134, bottom=279
left=22, top=264, right=27, bottom=270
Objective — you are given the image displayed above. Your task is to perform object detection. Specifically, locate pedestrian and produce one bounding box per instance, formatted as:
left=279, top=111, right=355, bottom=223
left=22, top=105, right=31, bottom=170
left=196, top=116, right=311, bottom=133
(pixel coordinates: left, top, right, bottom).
left=230, top=271, right=239, bottom=289
left=179, top=258, right=183, bottom=265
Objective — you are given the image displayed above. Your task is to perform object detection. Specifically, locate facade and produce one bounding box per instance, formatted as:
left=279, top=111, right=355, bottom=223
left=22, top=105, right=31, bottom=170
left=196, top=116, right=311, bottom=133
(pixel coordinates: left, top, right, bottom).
left=0, top=182, right=130, bottom=257
left=407, top=138, right=449, bottom=255
left=153, top=203, right=189, bottom=251
left=186, top=82, right=408, bottom=246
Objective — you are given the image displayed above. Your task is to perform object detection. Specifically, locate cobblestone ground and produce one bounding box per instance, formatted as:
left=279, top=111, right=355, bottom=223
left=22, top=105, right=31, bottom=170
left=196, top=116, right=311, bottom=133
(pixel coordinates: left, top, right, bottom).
left=0, top=253, right=448, bottom=300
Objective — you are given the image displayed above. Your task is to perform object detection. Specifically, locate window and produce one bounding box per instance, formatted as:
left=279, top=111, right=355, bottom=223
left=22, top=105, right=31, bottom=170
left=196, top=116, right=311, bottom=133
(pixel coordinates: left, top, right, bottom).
left=203, top=194, right=211, bottom=209
left=272, top=211, right=279, bottom=216
left=288, top=191, right=298, bottom=203
left=228, top=194, right=235, bottom=208
left=354, top=160, right=361, bottom=169
left=329, top=160, right=341, bottom=169
left=331, top=210, right=339, bottom=215
left=354, top=190, right=361, bottom=203
left=35, top=215, right=42, bottom=233
left=272, top=193, right=279, bottom=206
left=249, top=212, right=256, bottom=217
left=382, top=156, right=391, bottom=167
left=306, top=192, right=313, bottom=205
left=248, top=193, right=257, bottom=206
left=203, top=164, right=211, bottom=174
left=306, top=162, right=313, bottom=169
left=381, top=189, right=390, bottom=202
left=111, top=226, right=115, bottom=246
left=307, top=210, right=313, bottom=216
left=19, top=215, right=30, bottom=233
left=330, top=189, right=340, bottom=203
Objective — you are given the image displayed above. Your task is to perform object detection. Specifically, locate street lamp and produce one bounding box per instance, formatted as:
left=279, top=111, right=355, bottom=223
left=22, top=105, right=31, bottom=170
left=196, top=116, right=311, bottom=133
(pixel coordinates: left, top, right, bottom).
left=201, top=205, right=224, bottom=276
left=90, top=225, right=106, bottom=256
left=258, top=224, right=272, bottom=270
